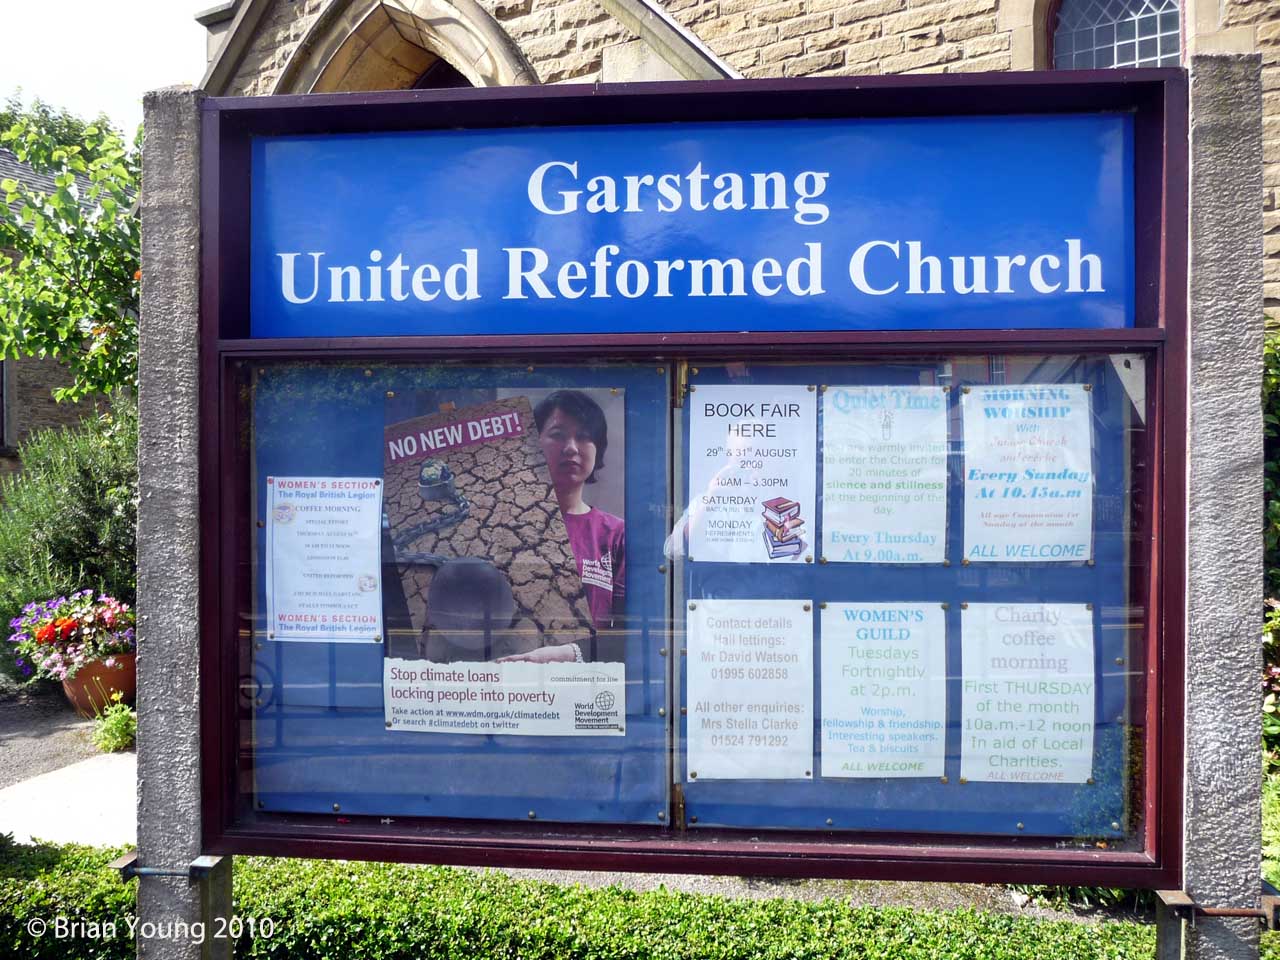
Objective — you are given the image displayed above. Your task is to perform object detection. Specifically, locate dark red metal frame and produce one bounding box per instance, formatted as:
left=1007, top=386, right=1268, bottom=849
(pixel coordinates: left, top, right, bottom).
left=198, top=71, right=1188, bottom=887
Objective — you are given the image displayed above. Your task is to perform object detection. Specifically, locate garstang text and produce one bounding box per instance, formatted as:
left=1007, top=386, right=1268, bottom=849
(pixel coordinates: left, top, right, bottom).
left=275, top=161, right=1105, bottom=304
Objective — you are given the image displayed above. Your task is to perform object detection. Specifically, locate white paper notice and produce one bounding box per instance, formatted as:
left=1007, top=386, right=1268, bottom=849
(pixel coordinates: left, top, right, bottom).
left=960, top=603, right=1095, bottom=784
left=688, top=385, right=817, bottom=564
left=266, top=476, right=384, bottom=643
left=686, top=598, right=813, bottom=780
left=962, top=384, right=1094, bottom=563
left=821, top=386, right=948, bottom=563
left=820, top=603, right=947, bottom=778
left=384, top=658, right=625, bottom=736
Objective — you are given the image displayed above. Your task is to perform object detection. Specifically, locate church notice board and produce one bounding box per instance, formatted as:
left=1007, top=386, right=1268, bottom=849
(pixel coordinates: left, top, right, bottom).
left=203, top=73, right=1185, bottom=886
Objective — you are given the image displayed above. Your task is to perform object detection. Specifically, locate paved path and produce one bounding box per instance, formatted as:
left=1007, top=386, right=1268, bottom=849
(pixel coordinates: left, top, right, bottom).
left=0, top=752, right=136, bottom=846
left=0, top=685, right=135, bottom=846
left=0, top=686, right=98, bottom=790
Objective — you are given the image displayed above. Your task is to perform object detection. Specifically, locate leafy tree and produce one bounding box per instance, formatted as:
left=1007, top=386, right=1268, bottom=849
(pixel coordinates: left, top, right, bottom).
left=0, top=94, right=116, bottom=163
left=0, top=104, right=139, bottom=401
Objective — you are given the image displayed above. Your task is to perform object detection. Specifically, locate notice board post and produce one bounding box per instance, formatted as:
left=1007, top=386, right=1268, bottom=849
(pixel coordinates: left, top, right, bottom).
left=138, top=85, right=233, bottom=960
left=129, top=66, right=1259, bottom=960
left=1160, top=53, right=1266, bottom=960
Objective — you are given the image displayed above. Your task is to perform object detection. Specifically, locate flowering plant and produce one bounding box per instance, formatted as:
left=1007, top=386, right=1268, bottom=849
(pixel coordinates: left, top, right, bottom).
left=7, top=591, right=136, bottom=682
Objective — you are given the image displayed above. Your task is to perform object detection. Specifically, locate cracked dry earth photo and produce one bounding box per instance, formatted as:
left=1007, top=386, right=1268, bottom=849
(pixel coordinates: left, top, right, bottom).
left=384, top=396, right=593, bottom=661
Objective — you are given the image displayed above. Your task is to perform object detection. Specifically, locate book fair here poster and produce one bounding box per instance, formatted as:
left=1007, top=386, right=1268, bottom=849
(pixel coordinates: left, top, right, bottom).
left=686, top=598, right=814, bottom=780
left=960, top=603, right=1095, bottom=784
left=962, top=384, right=1094, bottom=563
left=821, top=385, right=948, bottom=563
left=265, top=476, right=385, bottom=643
left=820, top=603, right=946, bottom=778
left=380, top=395, right=624, bottom=737
left=687, top=385, right=817, bottom=564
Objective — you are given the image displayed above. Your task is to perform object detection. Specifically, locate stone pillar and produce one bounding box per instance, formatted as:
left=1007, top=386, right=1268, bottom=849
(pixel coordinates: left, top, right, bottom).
left=1160, top=53, right=1265, bottom=960
left=137, top=85, right=232, bottom=960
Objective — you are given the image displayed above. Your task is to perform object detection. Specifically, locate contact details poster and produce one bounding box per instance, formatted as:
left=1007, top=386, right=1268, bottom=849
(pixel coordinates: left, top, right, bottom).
left=820, top=603, right=946, bottom=778
left=686, top=598, right=814, bottom=780
left=962, top=384, right=1094, bottom=563
left=821, top=385, right=948, bottom=563
left=265, top=476, right=384, bottom=643
left=688, top=385, right=817, bottom=564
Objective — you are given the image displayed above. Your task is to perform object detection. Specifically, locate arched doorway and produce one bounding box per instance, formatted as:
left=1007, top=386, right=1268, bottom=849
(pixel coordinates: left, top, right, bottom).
left=274, top=0, right=538, bottom=94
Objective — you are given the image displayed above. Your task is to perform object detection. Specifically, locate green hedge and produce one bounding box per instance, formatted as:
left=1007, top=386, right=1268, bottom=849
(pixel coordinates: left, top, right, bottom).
left=0, top=841, right=1158, bottom=960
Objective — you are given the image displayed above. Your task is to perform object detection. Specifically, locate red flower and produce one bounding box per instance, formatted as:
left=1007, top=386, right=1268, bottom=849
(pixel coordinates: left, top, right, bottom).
left=54, top=618, right=78, bottom=641
left=35, top=623, right=56, bottom=644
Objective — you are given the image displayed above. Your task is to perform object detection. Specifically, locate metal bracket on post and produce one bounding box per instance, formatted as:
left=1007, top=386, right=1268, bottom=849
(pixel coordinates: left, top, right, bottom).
left=1156, top=886, right=1280, bottom=930
left=1261, top=880, right=1280, bottom=930
left=672, top=360, right=689, bottom=409
left=1156, top=890, right=1198, bottom=927
left=110, top=852, right=224, bottom=886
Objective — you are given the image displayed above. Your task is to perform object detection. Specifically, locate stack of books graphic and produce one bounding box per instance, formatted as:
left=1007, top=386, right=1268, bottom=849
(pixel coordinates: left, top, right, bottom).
left=762, top=496, right=805, bottom=559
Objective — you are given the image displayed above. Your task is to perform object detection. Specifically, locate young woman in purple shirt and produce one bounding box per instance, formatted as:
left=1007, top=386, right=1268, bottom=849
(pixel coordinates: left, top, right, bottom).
left=498, top=390, right=625, bottom=664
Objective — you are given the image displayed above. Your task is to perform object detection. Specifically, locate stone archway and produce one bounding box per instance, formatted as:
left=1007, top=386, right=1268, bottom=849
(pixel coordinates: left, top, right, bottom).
left=996, top=0, right=1058, bottom=71
left=274, top=0, right=539, bottom=94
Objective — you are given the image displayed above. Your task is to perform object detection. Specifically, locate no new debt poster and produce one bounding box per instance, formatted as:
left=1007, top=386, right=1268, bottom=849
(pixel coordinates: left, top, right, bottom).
left=380, top=393, right=625, bottom=737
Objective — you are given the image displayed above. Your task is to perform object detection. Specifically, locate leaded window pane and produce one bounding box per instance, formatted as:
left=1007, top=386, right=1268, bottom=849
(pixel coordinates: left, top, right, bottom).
left=1053, top=0, right=1180, bottom=69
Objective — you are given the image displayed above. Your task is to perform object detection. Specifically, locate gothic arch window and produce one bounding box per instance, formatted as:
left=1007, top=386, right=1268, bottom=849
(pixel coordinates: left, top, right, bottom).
left=1052, top=0, right=1181, bottom=69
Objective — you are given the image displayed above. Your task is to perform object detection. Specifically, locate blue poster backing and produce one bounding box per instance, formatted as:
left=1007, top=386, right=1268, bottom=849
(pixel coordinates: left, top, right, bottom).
left=678, top=355, right=1135, bottom=838
left=250, top=362, right=671, bottom=825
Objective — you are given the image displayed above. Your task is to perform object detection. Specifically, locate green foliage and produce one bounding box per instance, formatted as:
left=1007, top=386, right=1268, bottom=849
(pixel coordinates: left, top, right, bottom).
left=0, top=95, right=116, bottom=164
left=1265, top=321, right=1280, bottom=598
left=0, top=840, right=1156, bottom=960
left=1265, top=775, right=1280, bottom=889
left=1266, top=322, right=1280, bottom=767
left=0, top=400, right=136, bottom=684
left=0, top=101, right=139, bottom=401
left=1008, top=884, right=1153, bottom=914
left=0, top=842, right=134, bottom=960
left=90, top=695, right=136, bottom=753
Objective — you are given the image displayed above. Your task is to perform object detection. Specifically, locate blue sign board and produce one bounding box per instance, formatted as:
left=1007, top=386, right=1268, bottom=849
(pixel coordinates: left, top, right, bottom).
left=250, top=115, right=1135, bottom=338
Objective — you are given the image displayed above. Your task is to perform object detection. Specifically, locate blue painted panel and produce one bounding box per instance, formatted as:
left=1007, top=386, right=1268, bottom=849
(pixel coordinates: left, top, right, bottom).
left=250, top=363, right=670, bottom=825
left=680, top=356, right=1136, bottom=838
left=250, top=115, right=1134, bottom=337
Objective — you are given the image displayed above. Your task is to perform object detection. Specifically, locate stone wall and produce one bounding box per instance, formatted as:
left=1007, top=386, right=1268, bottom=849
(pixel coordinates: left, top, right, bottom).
left=668, top=0, right=1008, bottom=78
left=0, top=241, right=92, bottom=479
left=224, top=0, right=633, bottom=92
left=0, top=354, right=85, bottom=480
left=1224, top=0, right=1280, bottom=310
left=224, top=0, right=1008, bottom=94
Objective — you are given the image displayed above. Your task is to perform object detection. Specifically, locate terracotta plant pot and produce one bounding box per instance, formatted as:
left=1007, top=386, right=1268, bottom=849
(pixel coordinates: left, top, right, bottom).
left=61, top=653, right=136, bottom=718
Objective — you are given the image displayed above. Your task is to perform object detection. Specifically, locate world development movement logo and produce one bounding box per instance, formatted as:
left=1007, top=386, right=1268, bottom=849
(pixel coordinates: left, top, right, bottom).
left=574, top=688, right=622, bottom=731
